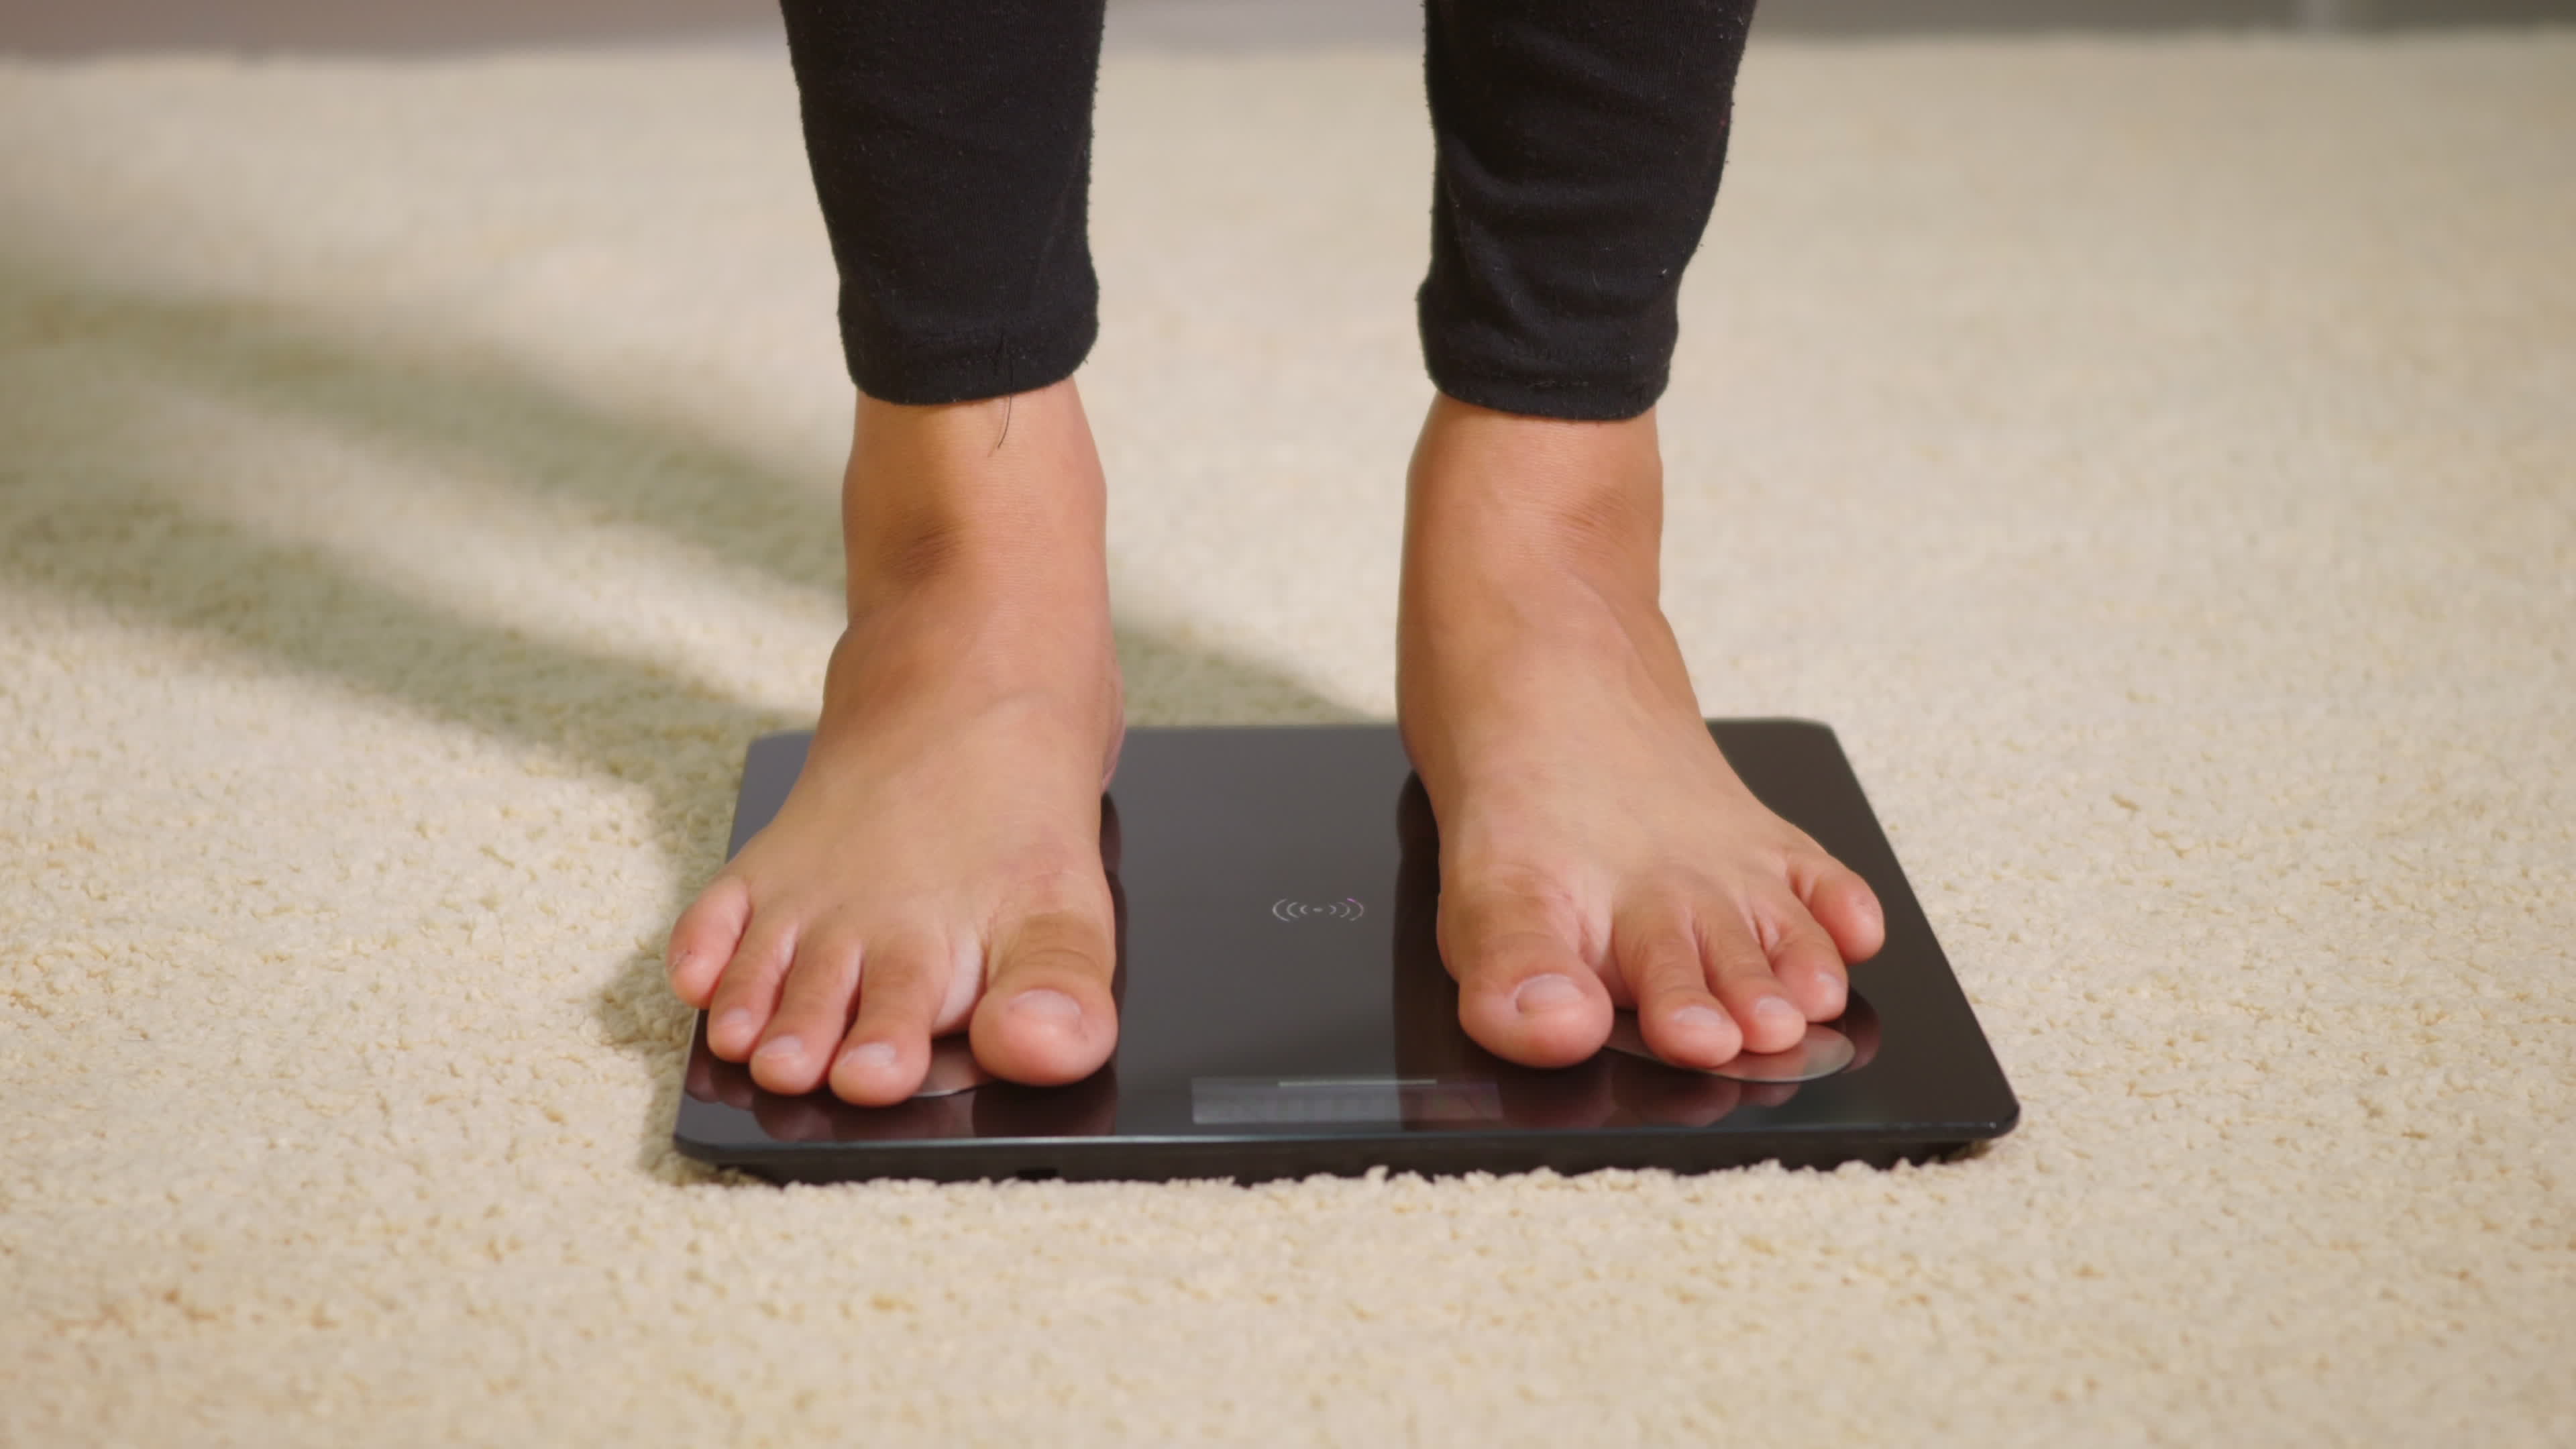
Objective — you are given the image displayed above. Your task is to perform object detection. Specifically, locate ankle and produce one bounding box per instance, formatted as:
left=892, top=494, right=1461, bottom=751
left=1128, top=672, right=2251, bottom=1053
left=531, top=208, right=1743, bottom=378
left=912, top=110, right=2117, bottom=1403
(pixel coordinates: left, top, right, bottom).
left=1403, top=395, right=1665, bottom=594
left=1402, top=396, right=1670, bottom=632
left=841, top=381, right=1108, bottom=617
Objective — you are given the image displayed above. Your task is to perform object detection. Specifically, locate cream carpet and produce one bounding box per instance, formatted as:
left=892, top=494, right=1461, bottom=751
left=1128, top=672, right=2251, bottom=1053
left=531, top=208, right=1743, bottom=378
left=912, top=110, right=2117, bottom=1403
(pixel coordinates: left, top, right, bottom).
left=3, top=31, right=2571, bottom=1448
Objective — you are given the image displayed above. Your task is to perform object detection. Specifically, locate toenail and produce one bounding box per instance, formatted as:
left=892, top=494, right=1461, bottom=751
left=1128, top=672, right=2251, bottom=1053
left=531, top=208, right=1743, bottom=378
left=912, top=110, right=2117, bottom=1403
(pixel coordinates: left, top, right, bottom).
left=755, top=1034, right=802, bottom=1061
left=841, top=1041, right=898, bottom=1071
left=1674, top=1004, right=1728, bottom=1030
left=1755, top=997, right=1803, bottom=1028
left=716, top=1009, right=754, bottom=1040
left=1513, top=975, right=1582, bottom=1013
left=1009, top=988, right=1082, bottom=1023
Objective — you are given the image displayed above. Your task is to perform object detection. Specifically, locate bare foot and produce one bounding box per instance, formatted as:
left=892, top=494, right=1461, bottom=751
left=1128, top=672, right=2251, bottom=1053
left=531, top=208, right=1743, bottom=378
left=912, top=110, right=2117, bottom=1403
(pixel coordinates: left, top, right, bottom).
left=1396, top=395, right=1886, bottom=1070
left=665, top=381, right=1124, bottom=1105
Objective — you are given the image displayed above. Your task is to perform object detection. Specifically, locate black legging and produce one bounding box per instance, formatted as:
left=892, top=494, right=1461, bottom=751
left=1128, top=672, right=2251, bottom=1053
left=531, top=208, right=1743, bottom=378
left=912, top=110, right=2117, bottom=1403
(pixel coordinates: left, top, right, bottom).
left=780, top=0, right=1755, bottom=423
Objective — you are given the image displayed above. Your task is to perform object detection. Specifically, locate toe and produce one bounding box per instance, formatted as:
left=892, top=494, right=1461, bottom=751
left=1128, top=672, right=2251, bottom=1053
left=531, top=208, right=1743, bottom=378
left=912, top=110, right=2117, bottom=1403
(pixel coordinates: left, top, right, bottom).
left=667, top=875, right=752, bottom=1008
left=1442, top=887, right=1613, bottom=1069
left=1766, top=906, right=1850, bottom=1022
left=971, top=906, right=1118, bottom=1085
left=1613, top=903, right=1742, bottom=1069
left=705, top=920, right=795, bottom=1061
left=828, top=935, right=953, bottom=1106
left=1697, top=911, right=1807, bottom=1055
left=1792, top=855, right=1885, bottom=965
left=750, top=928, right=863, bottom=1095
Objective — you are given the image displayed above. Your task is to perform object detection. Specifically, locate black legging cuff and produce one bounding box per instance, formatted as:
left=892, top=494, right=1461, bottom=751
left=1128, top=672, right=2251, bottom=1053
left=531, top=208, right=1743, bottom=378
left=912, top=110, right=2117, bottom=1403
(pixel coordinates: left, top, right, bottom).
left=786, top=0, right=1749, bottom=419
left=839, top=294, right=1099, bottom=409
left=784, top=0, right=1106, bottom=407
left=1417, top=307, right=1671, bottom=423
left=1413, top=0, right=1753, bottom=423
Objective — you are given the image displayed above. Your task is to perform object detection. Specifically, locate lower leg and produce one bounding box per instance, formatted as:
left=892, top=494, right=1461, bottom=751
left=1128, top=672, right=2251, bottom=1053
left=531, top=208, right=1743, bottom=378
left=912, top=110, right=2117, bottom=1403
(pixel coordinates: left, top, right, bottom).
left=1401, top=0, right=1882, bottom=1067
left=666, top=1, right=1122, bottom=1105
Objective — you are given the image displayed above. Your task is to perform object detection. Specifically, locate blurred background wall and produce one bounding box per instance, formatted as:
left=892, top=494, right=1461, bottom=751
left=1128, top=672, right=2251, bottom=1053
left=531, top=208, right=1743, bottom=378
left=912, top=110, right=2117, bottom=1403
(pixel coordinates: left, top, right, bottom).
left=2, top=0, right=2569, bottom=56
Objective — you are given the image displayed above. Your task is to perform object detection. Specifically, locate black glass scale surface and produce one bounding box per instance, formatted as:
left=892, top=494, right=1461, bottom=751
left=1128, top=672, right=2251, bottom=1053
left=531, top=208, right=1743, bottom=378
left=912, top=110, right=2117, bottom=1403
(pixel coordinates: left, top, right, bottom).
left=674, top=721, right=2017, bottom=1183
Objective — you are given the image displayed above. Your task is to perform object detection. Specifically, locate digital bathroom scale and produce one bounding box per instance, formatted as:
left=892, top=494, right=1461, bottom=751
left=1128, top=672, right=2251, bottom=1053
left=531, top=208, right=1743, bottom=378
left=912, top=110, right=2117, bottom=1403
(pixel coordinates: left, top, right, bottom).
left=674, top=721, right=2018, bottom=1183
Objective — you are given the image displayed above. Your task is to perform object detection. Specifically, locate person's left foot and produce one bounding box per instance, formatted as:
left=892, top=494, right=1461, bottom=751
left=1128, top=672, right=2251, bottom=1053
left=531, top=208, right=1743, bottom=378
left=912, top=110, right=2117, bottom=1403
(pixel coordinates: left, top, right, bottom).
left=1395, top=394, right=1887, bottom=1070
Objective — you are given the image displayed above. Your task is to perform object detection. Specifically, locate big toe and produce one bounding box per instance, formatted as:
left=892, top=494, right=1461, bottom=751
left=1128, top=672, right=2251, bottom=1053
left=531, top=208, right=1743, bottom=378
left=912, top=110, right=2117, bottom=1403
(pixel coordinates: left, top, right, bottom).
left=969, top=907, right=1119, bottom=1085
left=1443, top=891, right=1613, bottom=1068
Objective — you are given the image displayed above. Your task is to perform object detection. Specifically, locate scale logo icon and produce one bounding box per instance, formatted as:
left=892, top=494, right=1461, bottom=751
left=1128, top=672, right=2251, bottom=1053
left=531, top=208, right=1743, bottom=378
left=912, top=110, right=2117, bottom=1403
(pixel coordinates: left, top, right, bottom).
left=1271, top=896, right=1367, bottom=923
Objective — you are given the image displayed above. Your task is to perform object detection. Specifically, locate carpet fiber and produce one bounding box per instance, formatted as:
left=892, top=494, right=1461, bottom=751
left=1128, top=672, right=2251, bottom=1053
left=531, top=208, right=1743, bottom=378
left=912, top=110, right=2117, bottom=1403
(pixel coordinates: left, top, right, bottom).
left=3, top=32, right=2571, bottom=1447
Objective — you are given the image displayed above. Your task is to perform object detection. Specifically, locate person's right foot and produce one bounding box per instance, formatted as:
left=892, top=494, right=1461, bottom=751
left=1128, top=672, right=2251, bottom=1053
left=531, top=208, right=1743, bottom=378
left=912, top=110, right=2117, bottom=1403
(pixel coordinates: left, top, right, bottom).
left=664, top=380, right=1125, bottom=1106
